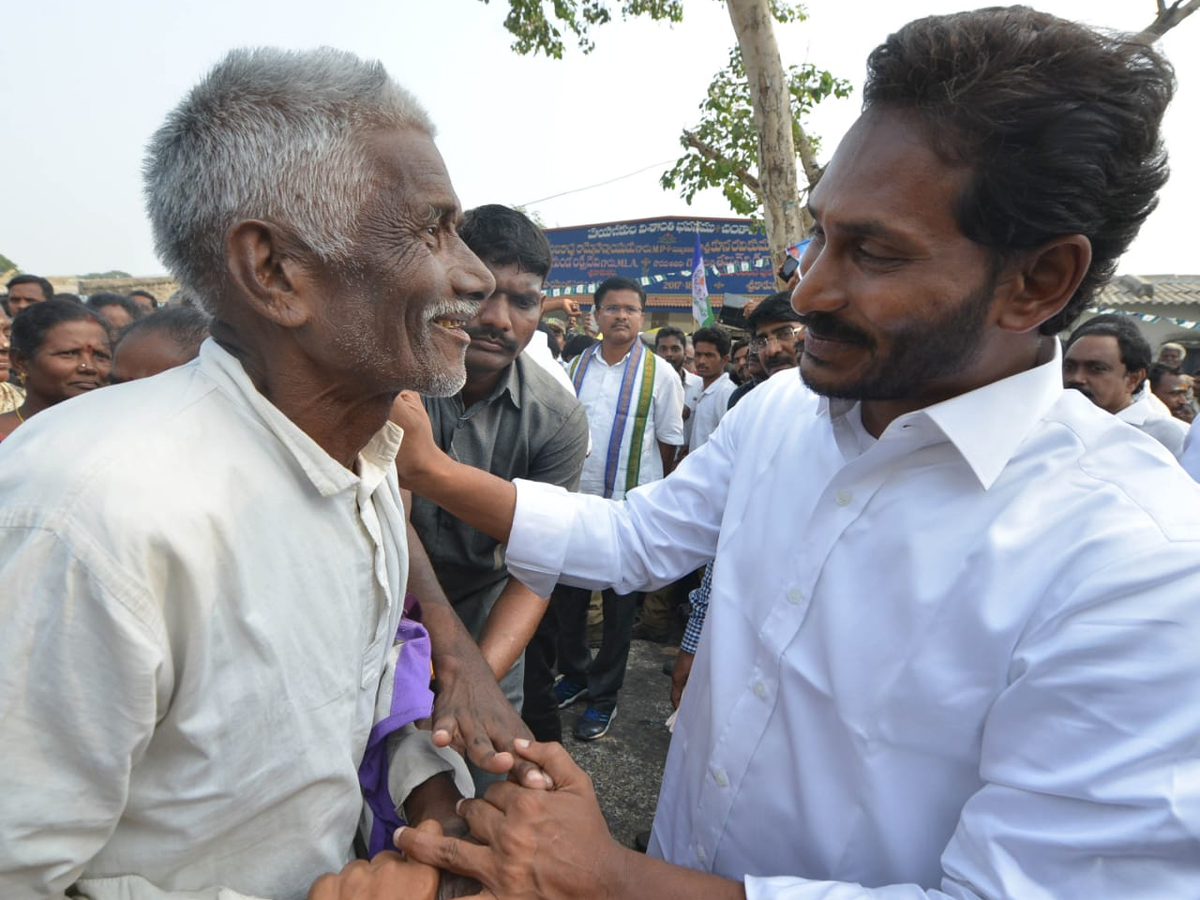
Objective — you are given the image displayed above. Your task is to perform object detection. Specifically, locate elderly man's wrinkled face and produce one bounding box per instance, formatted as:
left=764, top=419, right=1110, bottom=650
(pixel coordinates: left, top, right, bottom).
left=1157, top=345, right=1184, bottom=368
left=308, top=127, right=494, bottom=397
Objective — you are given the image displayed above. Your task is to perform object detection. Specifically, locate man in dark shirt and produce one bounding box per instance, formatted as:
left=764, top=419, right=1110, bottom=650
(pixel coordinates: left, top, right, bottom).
left=406, top=204, right=589, bottom=789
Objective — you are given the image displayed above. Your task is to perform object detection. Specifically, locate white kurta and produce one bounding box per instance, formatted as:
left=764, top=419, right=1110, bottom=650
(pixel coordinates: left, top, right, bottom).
left=1116, top=386, right=1190, bottom=457
left=0, top=341, right=457, bottom=900
left=506, top=346, right=1200, bottom=899
left=575, top=344, right=685, bottom=499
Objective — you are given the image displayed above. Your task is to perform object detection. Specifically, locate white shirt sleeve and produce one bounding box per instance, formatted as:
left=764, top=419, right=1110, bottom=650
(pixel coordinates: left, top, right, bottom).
left=653, top=362, right=686, bottom=446
left=506, top=398, right=739, bottom=598
left=1181, top=418, right=1200, bottom=481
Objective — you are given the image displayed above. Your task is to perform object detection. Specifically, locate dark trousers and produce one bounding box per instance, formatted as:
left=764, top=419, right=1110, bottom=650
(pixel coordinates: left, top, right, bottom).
left=555, top=584, right=641, bottom=711
left=521, top=598, right=562, bottom=743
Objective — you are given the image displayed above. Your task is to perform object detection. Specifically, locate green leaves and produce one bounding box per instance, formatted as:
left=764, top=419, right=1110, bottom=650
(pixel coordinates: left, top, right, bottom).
left=660, top=45, right=851, bottom=225
left=484, top=0, right=684, bottom=58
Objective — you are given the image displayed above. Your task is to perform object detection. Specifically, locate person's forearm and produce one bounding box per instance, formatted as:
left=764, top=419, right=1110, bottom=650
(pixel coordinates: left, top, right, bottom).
left=403, top=772, right=468, bottom=838
left=604, top=844, right=747, bottom=900
left=406, top=453, right=517, bottom=545
left=406, top=521, right=484, bottom=674
left=659, top=440, right=679, bottom=476
left=477, top=579, right=549, bottom=682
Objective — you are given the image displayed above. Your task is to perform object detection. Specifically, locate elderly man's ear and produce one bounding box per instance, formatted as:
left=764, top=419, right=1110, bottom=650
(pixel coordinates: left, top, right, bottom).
left=226, top=220, right=317, bottom=329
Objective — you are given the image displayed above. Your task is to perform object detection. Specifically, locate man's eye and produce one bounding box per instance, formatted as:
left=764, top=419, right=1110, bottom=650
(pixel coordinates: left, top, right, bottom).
left=856, top=246, right=900, bottom=264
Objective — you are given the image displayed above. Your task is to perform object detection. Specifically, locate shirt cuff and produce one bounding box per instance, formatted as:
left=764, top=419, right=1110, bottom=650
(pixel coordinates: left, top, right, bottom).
left=506, top=479, right=574, bottom=599
left=386, top=726, right=473, bottom=816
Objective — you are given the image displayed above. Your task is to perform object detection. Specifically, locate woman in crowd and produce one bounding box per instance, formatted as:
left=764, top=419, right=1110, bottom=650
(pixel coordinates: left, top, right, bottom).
left=0, top=300, right=111, bottom=441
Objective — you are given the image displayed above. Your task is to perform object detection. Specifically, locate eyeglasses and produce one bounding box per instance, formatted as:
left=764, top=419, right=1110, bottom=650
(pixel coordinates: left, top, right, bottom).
left=748, top=325, right=801, bottom=352
left=597, top=304, right=643, bottom=317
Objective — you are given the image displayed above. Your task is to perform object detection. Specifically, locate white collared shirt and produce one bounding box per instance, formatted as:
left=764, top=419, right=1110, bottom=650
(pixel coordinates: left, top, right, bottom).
left=506, top=345, right=1200, bottom=898
left=688, top=372, right=737, bottom=451
left=0, top=341, right=457, bottom=900
left=1116, top=387, right=1190, bottom=457
left=575, top=343, right=685, bottom=499
left=1183, top=417, right=1200, bottom=481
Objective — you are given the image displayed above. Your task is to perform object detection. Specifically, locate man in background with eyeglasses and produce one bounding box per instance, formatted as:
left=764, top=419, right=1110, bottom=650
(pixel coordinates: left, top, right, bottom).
left=728, top=290, right=804, bottom=409
left=552, top=276, right=685, bottom=741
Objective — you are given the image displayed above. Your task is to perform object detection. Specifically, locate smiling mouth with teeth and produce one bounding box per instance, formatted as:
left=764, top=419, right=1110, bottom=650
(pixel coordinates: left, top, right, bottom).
left=434, top=317, right=467, bottom=329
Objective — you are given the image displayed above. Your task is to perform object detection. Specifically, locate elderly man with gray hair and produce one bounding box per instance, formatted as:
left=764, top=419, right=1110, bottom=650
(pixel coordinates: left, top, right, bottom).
left=0, top=48, right=539, bottom=899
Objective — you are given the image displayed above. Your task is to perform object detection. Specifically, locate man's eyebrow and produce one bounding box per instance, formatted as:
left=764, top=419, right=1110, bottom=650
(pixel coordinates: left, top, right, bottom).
left=424, top=204, right=457, bottom=224
left=806, top=203, right=915, bottom=242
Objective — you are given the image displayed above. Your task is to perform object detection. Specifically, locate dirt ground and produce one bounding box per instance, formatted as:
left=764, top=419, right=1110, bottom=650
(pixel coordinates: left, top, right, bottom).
left=554, top=638, right=680, bottom=849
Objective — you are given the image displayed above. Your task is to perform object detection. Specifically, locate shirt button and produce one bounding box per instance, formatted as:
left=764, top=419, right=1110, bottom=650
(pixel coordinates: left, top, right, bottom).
left=835, top=489, right=853, bottom=507
left=787, top=587, right=803, bottom=605
left=754, top=681, right=767, bottom=699
left=713, top=769, right=729, bottom=787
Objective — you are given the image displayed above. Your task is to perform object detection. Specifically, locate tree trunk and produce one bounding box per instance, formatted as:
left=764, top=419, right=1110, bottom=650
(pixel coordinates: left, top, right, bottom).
left=726, top=0, right=806, bottom=284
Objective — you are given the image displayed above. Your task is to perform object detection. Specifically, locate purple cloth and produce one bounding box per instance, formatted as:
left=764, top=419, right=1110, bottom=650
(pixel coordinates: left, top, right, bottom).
left=358, top=594, right=434, bottom=857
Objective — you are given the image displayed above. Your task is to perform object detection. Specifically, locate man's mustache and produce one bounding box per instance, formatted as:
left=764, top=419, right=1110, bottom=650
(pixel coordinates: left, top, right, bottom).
left=466, top=327, right=519, bottom=354
left=797, top=312, right=871, bottom=347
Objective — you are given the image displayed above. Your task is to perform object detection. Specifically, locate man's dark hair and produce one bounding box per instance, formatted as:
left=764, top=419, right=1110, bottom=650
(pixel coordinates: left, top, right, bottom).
left=459, top=204, right=553, bottom=280
left=7, top=274, right=55, bottom=303
left=1065, top=314, right=1153, bottom=389
left=117, top=306, right=212, bottom=358
left=746, top=291, right=802, bottom=330
left=536, top=320, right=561, bottom=360
left=11, top=299, right=109, bottom=357
left=562, top=333, right=596, bottom=362
left=693, top=325, right=731, bottom=358
left=53, top=293, right=83, bottom=304
left=129, top=289, right=159, bottom=309
left=86, top=293, right=143, bottom=322
left=594, top=276, right=646, bottom=310
left=862, top=7, right=1174, bottom=335
left=1149, top=362, right=1183, bottom=392
left=655, top=325, right=686, bottom=347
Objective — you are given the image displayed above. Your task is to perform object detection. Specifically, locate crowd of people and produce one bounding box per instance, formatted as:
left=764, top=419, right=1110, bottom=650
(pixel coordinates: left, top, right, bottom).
left=3, top=6, right=1200, bottom=900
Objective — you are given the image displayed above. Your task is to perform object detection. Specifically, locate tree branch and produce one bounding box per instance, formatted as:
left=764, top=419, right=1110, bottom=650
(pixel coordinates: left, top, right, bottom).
left=795, top=121, right=823, bottom=189
left=681, top=129, right=763, bottom=198
left=1136, top=0, right=1199, bottom=41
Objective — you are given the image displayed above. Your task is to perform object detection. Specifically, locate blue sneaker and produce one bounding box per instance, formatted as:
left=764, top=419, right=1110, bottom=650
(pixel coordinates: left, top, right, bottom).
left=574, top=705, right=617, bottom=741
left=553, top=677, right=589, bottom=709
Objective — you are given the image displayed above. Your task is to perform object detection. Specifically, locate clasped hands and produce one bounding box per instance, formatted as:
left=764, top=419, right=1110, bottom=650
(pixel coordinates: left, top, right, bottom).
left=396, top=739, right=625, bottom=900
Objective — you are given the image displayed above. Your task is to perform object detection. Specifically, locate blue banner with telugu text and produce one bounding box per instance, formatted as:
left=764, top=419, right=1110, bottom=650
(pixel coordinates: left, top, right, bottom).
left=543, top=216, right=776, bottom=310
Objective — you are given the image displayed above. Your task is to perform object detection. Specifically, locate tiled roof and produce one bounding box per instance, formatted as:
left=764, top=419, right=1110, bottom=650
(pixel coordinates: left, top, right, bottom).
left=1095, top=275, right=1200, bottom=307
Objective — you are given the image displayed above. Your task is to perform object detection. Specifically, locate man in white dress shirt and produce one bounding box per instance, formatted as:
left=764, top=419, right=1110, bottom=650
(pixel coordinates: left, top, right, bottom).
left=1063, top=314, right=1189, bottom=456
left=395, top=8, right=1200, bottom=899
left=0, top=47, right=542, bottom=900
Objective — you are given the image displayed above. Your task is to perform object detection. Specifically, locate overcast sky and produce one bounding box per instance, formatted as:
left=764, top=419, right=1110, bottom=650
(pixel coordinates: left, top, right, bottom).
left=2, top=0, right=1195, bottom=278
